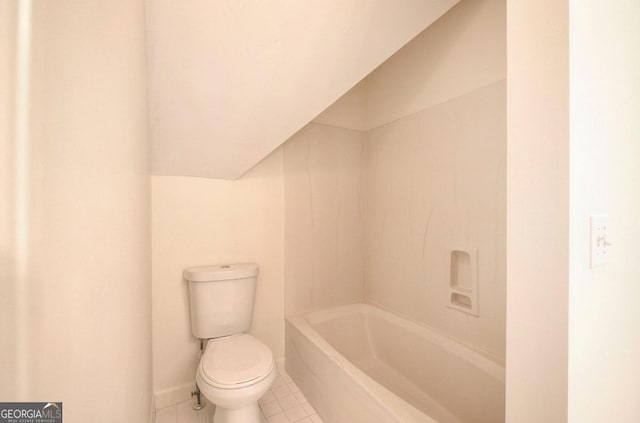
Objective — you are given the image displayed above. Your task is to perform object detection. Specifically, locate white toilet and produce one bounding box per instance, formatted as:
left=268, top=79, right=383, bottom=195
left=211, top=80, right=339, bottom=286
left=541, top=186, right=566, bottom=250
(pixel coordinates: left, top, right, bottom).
left=184, top=263, right=276, bottom=423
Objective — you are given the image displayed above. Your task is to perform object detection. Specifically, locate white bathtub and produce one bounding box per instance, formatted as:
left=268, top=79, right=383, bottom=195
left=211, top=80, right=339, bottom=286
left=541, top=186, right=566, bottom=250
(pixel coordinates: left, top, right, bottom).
left=285, top=303, right=505, bottom=423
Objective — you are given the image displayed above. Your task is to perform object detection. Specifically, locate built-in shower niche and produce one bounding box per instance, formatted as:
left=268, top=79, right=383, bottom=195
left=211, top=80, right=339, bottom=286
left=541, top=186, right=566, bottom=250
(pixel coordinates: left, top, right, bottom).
left=448, top=249, right=479, bottom=316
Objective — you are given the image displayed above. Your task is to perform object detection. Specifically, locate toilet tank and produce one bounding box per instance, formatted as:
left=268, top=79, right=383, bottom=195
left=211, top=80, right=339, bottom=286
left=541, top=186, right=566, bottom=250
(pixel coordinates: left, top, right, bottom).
left=184, top=263, right=259, bottom=339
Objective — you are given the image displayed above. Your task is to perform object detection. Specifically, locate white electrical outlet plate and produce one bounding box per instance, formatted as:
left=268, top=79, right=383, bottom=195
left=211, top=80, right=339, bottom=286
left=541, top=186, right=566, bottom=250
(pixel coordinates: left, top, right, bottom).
left=590, top=214, right=610, bottom=268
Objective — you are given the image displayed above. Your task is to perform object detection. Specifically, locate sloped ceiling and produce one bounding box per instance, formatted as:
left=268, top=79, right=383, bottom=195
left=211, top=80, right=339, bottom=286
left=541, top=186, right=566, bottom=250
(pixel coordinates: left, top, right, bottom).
left=147, top=0, right=459, bottom=179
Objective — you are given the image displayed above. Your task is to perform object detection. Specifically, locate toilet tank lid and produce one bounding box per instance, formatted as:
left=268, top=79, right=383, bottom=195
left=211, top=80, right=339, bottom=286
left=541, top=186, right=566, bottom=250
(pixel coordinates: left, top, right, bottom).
left=184, top=263, right=258, bottom=282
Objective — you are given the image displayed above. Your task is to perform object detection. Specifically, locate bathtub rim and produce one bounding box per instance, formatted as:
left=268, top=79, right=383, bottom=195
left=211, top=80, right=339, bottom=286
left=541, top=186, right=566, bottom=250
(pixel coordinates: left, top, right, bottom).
left=287, top=309, right=434, bottom=423
left=303, top=302, right=505, bottom=381
left=286, top=302, right=505, bottom=423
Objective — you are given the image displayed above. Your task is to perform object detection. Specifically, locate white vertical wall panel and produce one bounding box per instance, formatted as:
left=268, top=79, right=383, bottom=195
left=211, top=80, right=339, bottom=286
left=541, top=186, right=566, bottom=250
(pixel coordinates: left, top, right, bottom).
left=1, top=1, right=152, bottom=420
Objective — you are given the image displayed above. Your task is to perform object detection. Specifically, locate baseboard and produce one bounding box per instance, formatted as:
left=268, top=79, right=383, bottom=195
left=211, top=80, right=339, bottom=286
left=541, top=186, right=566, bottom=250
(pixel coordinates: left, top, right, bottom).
left=154, top=382, right=194, bottom=410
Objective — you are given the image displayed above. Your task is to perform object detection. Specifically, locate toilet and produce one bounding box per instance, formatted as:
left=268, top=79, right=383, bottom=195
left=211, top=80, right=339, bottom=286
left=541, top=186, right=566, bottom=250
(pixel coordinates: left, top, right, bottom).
left=184, top=263, right=276, bottom=423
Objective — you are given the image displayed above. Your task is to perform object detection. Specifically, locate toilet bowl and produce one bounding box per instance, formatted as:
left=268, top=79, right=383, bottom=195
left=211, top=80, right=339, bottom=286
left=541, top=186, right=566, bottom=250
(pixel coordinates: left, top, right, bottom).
left=196, top=333, right=276, bottom=423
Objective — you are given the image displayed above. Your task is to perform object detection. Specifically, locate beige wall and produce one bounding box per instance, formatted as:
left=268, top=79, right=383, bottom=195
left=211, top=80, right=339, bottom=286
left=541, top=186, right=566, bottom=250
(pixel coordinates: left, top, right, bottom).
left=151, top=150, right=284, bottom=402
left=505, top=2, right=640, bottom=421
left=364, top=0, right=505, bottom=129
left=284, top=123, right=366, bottom=315
left=148, top=0, right=460, bottom=179
left=1, top=0, right=152, bottom=421
left=0, top=0, right=17, bottom=398
left=151, top=92, right=366, bottom=404
left=505, top=0, right=569, bottom=422
left=568, top=1, right=640, bottom=421
left=313, top=82, right=367, bottom=132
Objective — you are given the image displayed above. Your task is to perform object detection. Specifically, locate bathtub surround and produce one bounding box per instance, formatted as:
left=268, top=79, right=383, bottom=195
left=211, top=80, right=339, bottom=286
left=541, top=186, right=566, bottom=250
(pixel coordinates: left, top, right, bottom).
left=281, top=1, right=506, bottom=421
left=1, top=0, right=152, bottom=421
left=365, top=81, right=506, bottom=359
left=284, top=84, right=507, bottom=357
left=284, top=0, right=506, bottom=360
left=361, top=0, right=506, bottom=360
left=284, top=123, right=367, bottom=315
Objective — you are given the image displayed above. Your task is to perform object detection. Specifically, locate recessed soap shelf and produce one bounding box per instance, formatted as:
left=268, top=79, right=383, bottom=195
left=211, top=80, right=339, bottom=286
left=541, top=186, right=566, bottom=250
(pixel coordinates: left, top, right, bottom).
left=447, top=248, right=479, bottom=316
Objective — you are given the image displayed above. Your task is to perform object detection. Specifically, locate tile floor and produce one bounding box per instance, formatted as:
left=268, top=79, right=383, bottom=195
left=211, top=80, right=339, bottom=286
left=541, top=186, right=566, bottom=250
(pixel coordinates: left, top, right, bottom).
left=155, top=365, right=324, bottom=423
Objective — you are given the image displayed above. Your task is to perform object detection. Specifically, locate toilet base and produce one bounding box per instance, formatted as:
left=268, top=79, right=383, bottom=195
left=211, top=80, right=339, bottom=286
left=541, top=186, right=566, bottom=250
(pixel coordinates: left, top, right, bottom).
left=213, top=403, right=261, bottom=423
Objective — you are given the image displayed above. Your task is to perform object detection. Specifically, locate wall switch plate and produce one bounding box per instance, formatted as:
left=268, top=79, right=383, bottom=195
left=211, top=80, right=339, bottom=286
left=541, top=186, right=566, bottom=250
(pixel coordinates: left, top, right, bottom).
left=590, top=215, right=610, bottom=268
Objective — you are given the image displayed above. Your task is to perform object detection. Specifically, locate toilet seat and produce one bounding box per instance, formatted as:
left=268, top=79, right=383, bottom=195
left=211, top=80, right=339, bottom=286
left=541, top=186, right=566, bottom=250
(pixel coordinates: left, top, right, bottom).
left=199, top=334, right=274, bottom=389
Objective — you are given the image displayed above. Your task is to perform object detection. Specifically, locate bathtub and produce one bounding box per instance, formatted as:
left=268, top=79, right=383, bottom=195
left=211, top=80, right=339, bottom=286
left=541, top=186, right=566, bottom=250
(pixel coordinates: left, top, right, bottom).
left=285, top=303, right=505, bottom=423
